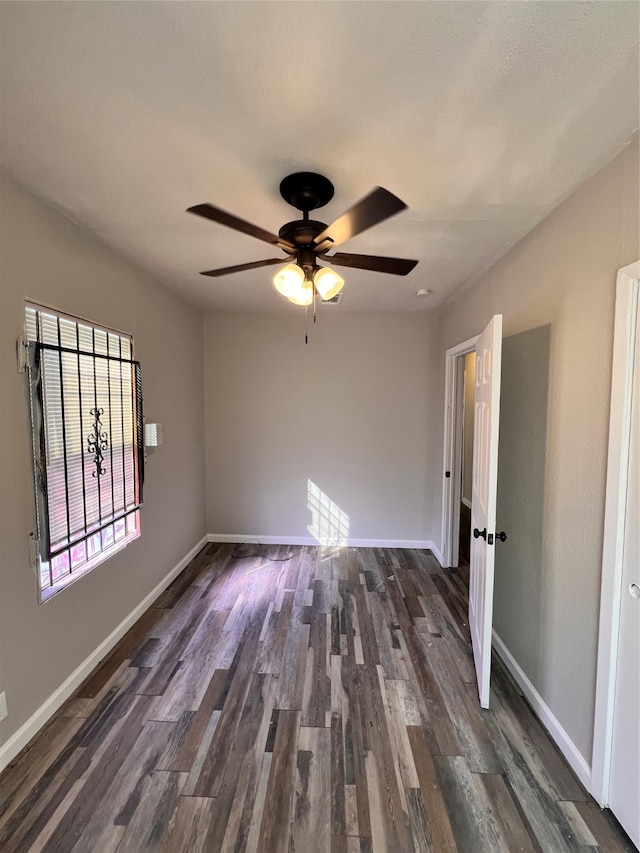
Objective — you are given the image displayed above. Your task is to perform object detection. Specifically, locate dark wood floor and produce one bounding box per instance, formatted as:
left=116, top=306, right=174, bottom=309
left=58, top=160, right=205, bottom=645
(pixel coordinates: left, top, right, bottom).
left=0, top=543, right=635, bottom=852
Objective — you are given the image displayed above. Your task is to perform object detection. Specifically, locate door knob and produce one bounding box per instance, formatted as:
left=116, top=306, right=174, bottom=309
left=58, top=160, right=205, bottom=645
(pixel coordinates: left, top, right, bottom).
left=496, top=532, right=508, bottom=542
left=473, top=528, right=487, bottom=540
left=629, top=583, right=640, bottom=599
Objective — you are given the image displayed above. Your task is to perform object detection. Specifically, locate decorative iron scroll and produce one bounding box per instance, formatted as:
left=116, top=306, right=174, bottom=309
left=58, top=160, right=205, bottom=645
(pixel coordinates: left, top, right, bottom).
left=87, top=407, right=109, bottom=477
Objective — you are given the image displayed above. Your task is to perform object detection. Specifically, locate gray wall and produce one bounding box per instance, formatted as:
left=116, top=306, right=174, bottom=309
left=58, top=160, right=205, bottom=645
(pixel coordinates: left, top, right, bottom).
left=203, top=313, right=438, bottom=543
left=0, top=173, right=207, bottom=746
left=434, top=135, right=639, bottom=760
left=495, top=326, right=550, bottom=681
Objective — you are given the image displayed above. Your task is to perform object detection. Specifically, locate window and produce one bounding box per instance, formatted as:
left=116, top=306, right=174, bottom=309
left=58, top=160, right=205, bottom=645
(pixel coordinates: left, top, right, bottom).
left=24, top=303, right=144, bottom=600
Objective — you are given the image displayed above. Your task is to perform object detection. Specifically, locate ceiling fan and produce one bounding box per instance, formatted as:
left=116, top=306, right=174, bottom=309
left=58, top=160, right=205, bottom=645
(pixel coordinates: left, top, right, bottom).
left=187, top=172, right=418, bottom=305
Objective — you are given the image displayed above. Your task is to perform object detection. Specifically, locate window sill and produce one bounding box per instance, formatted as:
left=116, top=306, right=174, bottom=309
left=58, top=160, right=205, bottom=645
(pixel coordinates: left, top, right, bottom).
left=39, top=530, right=140, bottom=603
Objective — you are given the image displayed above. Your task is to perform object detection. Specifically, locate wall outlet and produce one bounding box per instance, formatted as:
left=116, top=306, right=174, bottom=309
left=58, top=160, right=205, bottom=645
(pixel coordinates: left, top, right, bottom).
left=0, top=691, right=7, bottom=722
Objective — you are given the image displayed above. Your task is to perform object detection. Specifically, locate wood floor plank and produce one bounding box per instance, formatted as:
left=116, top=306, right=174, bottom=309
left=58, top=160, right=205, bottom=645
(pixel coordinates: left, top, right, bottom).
left=406, top=787, right=435, bottom=853
left=276, top=604, right=311, bottom=710
left=341, top=655, right=372, bottom=840
left=192, top=629, right=267, bottom=797
left=490, top=655, right=588, bottom=802
left=77, top=606, right=163, bottom=698
left=23, top=772, right=91, bottom=853
left=181, top=709, right=221, bottom=796
left=0, top=545, right=633, bottom=853
left=0, top=714, right=85, bottom=832
left=204, top=672, right=275, bottom=851
left=158, top=795, right=216, bottom=853
left=158, top=664, right=226, bottom=770
left=290, top=726, right=332, bottom=852
left=302, top=611, right=331, bottom=727
left=345, top=783, right=359, bottom=837
left=0, top=743, right=89, bottom=853
left=258, top=589, right=295, bottom=675
left=479, top=771, right=543, bottom=853
left=398, top=626, right=462, bottom=756
left=379, top=674, right=420, bottom=789
left=422, top=637, right=502, bottom=774
left=152, top=545, right=213, bottom=609
left=351, top=584, right=381, bottom=666
left=115, top=769, right=187, bottom=853
left=407, top=726, right=458, bottom=853
left=367, top=590, right=410, bottom=680
left=432, top=755, right=510, bottom=853
left=357, top=662, right=413, bottom=851
left=572, top=801, right=638, bottom=853
left=244, top=752, right=273, bottom=853
left=222, top=681, right=277, bottom=844
left=480, top=691, right=593, bottom=852
left=331, top=712, right=347, bottom=836
left=68, top=719, right=176, bottom=853
left=558, top=800, right=599, bottom=847
left=256, top=709, right=300, bottom=852
left=150, top=608, right=230, bottom=721
left=33, top=694, right=158, bottom=853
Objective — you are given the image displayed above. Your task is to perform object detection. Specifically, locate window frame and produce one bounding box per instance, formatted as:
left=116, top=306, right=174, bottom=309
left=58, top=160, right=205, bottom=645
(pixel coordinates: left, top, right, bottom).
left=24, top=302, right=144, bottom=602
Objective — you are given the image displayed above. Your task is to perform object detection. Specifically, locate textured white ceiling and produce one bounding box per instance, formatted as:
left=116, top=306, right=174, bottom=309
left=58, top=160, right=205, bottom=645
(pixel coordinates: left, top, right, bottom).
left=1, top=1, right=638, bottom=313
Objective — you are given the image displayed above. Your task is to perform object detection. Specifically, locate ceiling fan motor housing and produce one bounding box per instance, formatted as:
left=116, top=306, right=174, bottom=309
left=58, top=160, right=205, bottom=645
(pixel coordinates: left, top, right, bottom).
left=278, top=219, right=329, bottom=249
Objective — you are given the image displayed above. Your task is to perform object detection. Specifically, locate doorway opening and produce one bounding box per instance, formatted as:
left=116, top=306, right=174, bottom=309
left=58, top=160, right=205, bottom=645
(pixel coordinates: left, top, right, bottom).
left=458, top=351, right=476, bottom=565
left=440, top=334, right=479, bottom=569
left=440, top=317, right=503, bottom=708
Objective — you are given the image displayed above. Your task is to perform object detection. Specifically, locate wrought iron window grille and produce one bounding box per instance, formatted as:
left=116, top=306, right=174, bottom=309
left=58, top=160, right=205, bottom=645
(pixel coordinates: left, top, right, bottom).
left=24, top=305, right=144, bottom=596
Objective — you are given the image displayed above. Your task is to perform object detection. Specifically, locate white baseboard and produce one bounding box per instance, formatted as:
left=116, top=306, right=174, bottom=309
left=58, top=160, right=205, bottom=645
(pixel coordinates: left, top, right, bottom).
left=492, top=630, right=591, bottom=789
left=208, top=533, right=435, bottom=550
left=430, top=542, right=444, bottom=566
left=0, top=535, right=208, bottom=773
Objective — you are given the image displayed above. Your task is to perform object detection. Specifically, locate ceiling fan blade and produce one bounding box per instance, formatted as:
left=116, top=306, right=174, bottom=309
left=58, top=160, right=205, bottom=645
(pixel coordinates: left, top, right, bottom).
left=313, top=187, right=408, bottom=249
left=187, top=203, right=295, bottom=252
left=200, top=258, right=287, bottom=277
left=327, top=252, right=418, bottom=276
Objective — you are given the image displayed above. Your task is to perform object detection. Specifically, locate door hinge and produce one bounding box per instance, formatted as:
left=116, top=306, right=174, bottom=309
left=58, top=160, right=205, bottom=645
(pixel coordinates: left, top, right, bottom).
left=28, top=533, right=40, bottom=569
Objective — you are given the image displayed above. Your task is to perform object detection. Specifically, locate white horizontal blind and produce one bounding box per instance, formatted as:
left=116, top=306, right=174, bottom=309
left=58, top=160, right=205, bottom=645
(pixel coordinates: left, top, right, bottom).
left=25, top=305, right=143, bottom=594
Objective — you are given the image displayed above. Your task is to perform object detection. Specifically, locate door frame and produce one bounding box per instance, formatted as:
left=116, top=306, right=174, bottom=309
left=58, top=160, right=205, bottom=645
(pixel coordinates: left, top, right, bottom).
left=591, top=260, right=640, bottom=805
left=440, top=334, right=480, bottom=568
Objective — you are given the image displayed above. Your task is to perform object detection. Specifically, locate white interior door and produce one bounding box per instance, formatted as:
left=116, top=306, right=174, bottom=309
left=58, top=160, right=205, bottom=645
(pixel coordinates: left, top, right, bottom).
left=608, top=297, right=640, bottom=848
left=469, top=314, right=503, bottom=708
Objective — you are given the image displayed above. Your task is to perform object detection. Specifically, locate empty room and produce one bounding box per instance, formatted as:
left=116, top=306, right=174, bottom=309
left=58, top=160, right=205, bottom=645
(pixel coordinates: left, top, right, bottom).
left=0, top=2, right=638, bottom=851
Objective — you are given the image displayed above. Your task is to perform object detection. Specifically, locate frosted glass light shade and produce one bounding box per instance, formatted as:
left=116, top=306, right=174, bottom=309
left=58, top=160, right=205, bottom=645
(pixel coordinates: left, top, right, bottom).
left=314, top=267, right=345, bottom=300
left=288, top=280, right=314, bottom=306
left=274, top=263, right=305, bottom=297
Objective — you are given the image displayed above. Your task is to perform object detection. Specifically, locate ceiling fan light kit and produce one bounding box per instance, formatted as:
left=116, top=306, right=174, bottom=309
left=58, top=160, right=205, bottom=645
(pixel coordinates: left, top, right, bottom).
left=287, top=280, right=315, bottom=307
left=273, top=263, right=306, bottom=298
left=187, top=171, right=418, bottom=302
left=272, top=261, right=344, bottom=305
left=313, top=267, right=344, bottom=301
